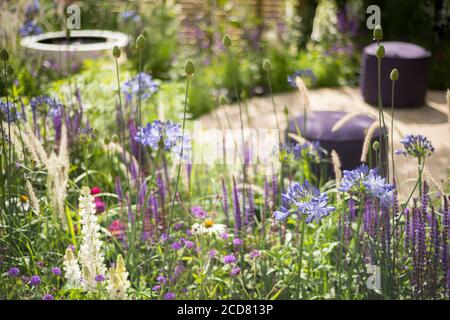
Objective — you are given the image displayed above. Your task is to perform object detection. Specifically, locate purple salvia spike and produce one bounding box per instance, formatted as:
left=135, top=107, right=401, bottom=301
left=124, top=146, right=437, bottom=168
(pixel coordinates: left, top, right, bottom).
left=221, top=177, right=230, bottom=225
left=404, top=208, right=411, bottom=257
left=443, top=196, right=449, bottom=296
left=150, top=192, right=160, bottom=230
left=422, top=181, right=429, bottom=216
left=138, top=181, right=147, bottom=210
left=264, top=176, right=270, bottom=210
left=129, top=160, right=138, bottom=186
left=126, top=193, right=134, bottom=226
left=186, top=163, right=192, bottom=189
left=232, top=176, right=242, bottom=235
left=431, top=207, right=439, bottom=274
left=247, top=184, right=255, bottom=227
left=128, top=121, right=139, bottom=160
left=115, top=176, right=123, bottom=203
left=157, top=172, right=165, bottom=201
left=385, top=204, right=391, bottom=254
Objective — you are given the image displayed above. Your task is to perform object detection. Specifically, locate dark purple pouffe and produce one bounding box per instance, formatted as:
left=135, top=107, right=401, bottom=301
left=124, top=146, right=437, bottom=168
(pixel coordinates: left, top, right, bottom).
left=286, top=111, right=387, bottom=177
left=360, top=41, right=431, bottom=108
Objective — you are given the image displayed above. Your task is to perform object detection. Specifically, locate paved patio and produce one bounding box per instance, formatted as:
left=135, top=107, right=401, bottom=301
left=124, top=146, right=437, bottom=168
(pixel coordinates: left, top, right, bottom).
left=199, top=87, right=449, bottom=197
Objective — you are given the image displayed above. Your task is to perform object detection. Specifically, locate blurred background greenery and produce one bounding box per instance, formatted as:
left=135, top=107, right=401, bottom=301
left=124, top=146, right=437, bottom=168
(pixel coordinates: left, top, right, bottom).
left=0, top=0, right=448, bottom=121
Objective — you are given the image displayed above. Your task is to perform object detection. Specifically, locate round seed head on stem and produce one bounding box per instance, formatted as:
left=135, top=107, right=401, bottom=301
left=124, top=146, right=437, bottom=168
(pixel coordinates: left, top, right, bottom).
left=373, top=25, right=383, bottom=41
left=376, top=45, right=385, bottom=59
left=222, top=34, right=231, bottom=48
left=184, top=60, right=195, bottom=76
left=263, top=59, right=272, bottom=72
left=390, top=68, right=399, bottom=81
left=0, top=48, right=9, bottom=61
left=113, top=45, right=121, bottom=59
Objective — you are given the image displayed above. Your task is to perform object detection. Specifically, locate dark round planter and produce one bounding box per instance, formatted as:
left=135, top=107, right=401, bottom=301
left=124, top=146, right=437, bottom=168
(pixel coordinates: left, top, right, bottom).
left=286, top=111, right=388, bottom=178
left=360, top=41, right=431, bottom=108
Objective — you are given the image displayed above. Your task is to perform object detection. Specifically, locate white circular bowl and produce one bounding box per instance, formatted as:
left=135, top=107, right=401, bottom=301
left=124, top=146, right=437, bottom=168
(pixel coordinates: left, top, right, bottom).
left=20, top=30, right=130, bottom=72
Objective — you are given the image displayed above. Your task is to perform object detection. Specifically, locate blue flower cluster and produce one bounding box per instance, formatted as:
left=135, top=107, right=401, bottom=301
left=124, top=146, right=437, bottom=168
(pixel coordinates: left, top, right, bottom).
left=0, top=100, right=20, bottom=123
left=395, top=134, right=434, bottom=159
left=287, top=69, right=317, bottom=88
left=119, top=11, right=141, bottom=23
left=29, top=96, right=63, bottom=117
left=20, top=1, right=42, bottom=37
left=340, top=165, right=393, bottom=206
left=136, top=120, right=191, bottom=160
left=274, top=180, right=335, bottom=223
left=121, top=73, right=159, bottom=103
left=286, top=141, right=324, bottom=162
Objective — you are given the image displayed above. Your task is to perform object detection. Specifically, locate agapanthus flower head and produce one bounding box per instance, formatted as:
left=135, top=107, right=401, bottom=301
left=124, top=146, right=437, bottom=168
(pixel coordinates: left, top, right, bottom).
left=121, top=73, right=159, bottom=103
left=19, top=19, right=43, bottom=37
left=7, top=267, right=20, bottom=277
left=339, top=164, right=370, bottom=193
left=30, top=275, right=41, bottom=286
left=274, top=180, right=335, bottom=223
left=119, top=10, right=141, bottom=22
left=363, top=170, right=394, bottom=206
left=396, top=134, right=434, bottom=159
left=280, top=141, right=323, bottom=163
left=0, top=100, right=20, bottom=123
left=136, top=120, right=191, bottom=160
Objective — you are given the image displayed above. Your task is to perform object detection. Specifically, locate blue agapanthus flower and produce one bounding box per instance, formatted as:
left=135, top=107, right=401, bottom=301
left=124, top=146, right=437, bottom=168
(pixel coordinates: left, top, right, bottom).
left=340, top=165, right=394, bottom=206
left=363, top=170, right=394, bottom=206
left=29, top=95, right=62, bottom=117
left=119, top=11, right=141, bottom=22
left=0, top=100, right=20, bottom=123
left=19, top=20, right=43, bottom=37
left=121, top=73, right=159, bottom=103
left=281, top=141, right=324, bottom=163
left=25, top=0, right=40, bottom=17
left=274, top=180, right=335, bottom=224
left=287, top=69, right=317, bottom=88
left=339, top=164, right=370, bottom=193
left=395, top=134, right=434, bottom=159
left=136, top=120, right=191, bottom=160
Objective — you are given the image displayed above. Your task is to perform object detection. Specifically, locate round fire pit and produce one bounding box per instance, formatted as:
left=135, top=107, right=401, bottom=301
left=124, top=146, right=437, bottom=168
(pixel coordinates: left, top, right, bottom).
left=20, top=30, right=130, bottom=73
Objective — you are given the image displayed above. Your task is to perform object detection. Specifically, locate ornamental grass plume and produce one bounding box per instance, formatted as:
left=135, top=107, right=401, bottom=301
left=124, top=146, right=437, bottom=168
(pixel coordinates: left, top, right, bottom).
left=63, top=247, right=81, bottom=289
left=331, top=112, right=366, bottom=133
left=78, top=186, right=107, bottom=291
left=360, top=121, right=379, bottom=163
left=25, top=179, right=40, bottom=215
left=46, top=123, right=69, bottom=226
left=107, top=254, right=130, bottom=300
left=331, top=150, right=342, bottom=192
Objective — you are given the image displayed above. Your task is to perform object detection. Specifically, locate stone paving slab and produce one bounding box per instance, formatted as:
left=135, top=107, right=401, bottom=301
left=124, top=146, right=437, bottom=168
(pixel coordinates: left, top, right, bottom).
left=199, top=87, right=449, bottom=196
